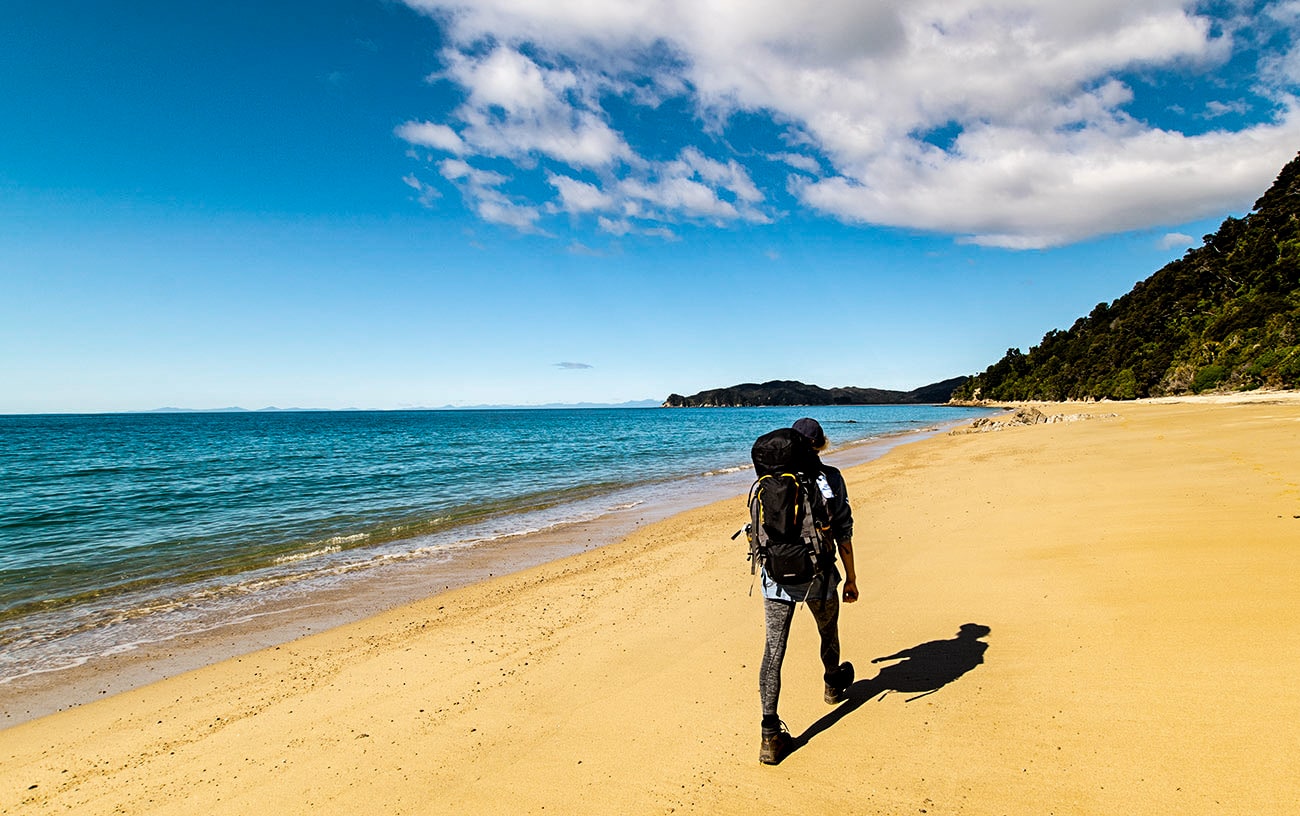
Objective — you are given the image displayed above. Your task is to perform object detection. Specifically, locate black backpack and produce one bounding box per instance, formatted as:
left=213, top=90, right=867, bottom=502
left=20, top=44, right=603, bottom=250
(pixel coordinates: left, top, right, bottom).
left=743, top=428, right=834, bottom=584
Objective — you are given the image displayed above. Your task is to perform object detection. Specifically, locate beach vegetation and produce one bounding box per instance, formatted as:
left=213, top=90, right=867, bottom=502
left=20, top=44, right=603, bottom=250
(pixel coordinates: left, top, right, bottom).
left=953, top=151, right=1300, bottom=401
left=1192, top=364, right=1227, bottom=393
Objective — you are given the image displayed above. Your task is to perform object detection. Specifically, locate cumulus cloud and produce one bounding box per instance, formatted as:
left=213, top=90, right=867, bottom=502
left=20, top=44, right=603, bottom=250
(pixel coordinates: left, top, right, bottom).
left=796, top=120, right=1300, bottom=248
left=616, top=147, right=769, bottom=224
left=548, top=173, right=615, bottom=214
left=1159, top=231, right=1196, bottom=249
left=440, top=47, right=631, bottom=169
left=395, top=120, right=467, bottom=154
left=400, top=0, right=1300, bottom=247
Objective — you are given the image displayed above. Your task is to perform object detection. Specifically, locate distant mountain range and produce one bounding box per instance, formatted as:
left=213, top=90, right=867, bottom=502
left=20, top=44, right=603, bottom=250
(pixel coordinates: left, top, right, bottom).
left=661, top=377, right=968, bottom=407
left=145, top=400, right=663, bottom=413
left=435, top=399, right=663, bottom=410
left=146, top=407, right=328, bottom=413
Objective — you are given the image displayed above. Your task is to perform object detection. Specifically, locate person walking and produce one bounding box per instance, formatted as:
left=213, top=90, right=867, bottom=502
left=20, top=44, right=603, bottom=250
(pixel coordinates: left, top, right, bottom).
left=758, top=417, right=858, bottom=765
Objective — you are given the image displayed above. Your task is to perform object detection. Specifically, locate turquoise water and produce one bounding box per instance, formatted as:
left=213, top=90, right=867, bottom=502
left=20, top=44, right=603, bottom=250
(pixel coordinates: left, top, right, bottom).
left=0, top=405, right=993, bottom=684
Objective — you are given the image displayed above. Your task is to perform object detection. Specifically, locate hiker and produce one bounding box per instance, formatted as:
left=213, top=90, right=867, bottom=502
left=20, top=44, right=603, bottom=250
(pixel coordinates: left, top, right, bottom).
left=758, top=417, right=858, bottom=765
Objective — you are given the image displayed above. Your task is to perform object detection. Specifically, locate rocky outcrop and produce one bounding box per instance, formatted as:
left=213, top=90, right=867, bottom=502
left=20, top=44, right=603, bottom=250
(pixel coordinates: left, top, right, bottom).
left=952, top=407, right=1119, bottom=433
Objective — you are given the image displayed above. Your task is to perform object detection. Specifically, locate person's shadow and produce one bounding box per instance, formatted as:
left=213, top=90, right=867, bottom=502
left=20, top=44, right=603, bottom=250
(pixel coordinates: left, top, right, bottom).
left=789, top=623, right=991, bottom=755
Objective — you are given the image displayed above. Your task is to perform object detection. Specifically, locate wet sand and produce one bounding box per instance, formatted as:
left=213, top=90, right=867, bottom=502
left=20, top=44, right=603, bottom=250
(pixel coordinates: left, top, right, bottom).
left=3, top=395, right=1298, bottom=814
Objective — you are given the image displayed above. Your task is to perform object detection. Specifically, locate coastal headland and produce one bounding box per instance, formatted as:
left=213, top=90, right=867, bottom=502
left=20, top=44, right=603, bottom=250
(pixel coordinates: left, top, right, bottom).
left=3, top=394, right=1298, bottom=814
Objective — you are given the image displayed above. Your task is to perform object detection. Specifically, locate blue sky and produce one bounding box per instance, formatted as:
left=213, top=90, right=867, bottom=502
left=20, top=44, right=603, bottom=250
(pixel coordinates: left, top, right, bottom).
left=3, top=0, right=1298, bottom=413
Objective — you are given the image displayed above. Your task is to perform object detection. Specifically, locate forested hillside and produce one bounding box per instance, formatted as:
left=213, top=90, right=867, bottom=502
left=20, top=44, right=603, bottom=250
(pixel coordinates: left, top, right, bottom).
left=662, top=377, right=967, bottom=407
left=952, top=152, right=1300, bottom=401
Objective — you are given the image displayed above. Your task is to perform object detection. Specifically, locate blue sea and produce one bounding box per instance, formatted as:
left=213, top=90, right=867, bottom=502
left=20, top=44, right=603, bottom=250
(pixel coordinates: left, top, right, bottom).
left=0, top=405, right=993, bottom=691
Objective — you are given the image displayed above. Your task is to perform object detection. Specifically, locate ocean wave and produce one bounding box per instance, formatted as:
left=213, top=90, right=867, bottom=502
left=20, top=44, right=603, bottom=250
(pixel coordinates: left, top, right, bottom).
left=703, top=465, right=748, bottom=476
left=273, top=544, right=344, bottom=565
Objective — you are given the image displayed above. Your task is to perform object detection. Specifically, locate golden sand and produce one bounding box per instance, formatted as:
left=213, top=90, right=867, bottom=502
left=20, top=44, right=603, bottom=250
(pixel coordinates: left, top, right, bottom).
left=3, top=396, right=1298, bottom=814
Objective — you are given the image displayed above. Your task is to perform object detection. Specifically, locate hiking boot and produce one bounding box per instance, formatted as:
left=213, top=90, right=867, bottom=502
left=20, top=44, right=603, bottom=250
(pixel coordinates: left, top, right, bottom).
left=759, top=723, right=793, bottom=765
left=824, top=661, right=855, bottom=704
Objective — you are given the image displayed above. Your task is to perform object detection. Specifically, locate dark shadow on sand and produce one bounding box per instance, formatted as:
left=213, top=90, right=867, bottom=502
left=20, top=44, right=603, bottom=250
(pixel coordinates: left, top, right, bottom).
left=788, top=623, right=991, bottom=756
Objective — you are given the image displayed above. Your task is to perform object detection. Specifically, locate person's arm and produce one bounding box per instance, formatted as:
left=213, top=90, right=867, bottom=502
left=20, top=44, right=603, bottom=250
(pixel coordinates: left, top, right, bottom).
left=823, top=467, right=857, bottom=603
left=838, top=536, right=858, bottom=603
left=826, top=472, right=854, bottom=543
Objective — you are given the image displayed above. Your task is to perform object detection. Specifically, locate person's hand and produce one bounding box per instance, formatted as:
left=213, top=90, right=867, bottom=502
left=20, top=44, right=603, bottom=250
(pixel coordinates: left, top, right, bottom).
left=842, top=580, right=859, bottom=603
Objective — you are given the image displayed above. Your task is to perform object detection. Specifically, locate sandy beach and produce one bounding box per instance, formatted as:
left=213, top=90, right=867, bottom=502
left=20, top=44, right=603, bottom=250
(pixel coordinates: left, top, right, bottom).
left=3, top=395, right=1299, bottom=814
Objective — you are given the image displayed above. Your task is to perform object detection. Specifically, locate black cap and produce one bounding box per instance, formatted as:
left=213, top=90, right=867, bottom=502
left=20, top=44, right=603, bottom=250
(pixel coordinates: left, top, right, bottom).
left=792, top=417, right=826, bottom=449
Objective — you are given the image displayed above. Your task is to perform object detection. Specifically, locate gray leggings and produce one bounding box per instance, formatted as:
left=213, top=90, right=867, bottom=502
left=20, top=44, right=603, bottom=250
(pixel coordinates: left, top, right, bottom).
left=760, top=595, right=841, bottom=718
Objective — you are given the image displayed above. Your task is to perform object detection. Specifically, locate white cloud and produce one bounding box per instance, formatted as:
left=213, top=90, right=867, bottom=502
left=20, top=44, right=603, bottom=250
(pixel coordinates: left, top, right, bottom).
left=438, top=158, right=505, bottom=187
left=1159, top=231, right=1196, bottom=249
left=676, top=148, right=763, bottom=204
left=401, top=173, right=441, bottom=207
left=442, top=46, right=630, bottom=169
left=475, top=198, right=543, bottom=230
left=549, top=173, right=615, bottom=213
left=1203, top=99, right=1252, bottom=118
left=620, top=176, right=737, bottom=219
left=770, top=152, right=823, bottom=175
left=437, top=158, right=543, bottom=231
left=395, top=120, right=466, bottom=154
left=598, top=216, right=633, bottom=236
left=597, top=215, right=678, bottom=240
left=796, top=112, right=1300, bottom=247
left=1266, top=0, right=1300, bottom=25
left=414, top=45, right=775, bottom=232
left=1259, top=1, right=1300, bottom=89
left=606, top=147, right=771, bottom=225
left=401, top=0, right=1300, bottom=246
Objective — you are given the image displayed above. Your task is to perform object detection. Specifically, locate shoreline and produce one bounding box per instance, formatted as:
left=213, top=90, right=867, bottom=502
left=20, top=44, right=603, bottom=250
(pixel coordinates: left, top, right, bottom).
left=3, top=394, right=1298, bottom=813
left=0, top=420, right=966, bottom=730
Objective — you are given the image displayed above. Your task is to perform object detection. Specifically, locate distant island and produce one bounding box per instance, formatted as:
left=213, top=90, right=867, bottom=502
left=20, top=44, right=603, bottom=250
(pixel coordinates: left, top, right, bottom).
left=952, top=151, right=1300, bottom=401
left=662, top=377, right=968, bottom=407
